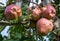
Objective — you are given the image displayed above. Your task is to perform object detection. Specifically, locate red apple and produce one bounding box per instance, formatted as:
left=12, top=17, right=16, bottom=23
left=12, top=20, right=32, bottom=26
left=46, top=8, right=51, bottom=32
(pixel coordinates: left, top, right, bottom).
left=36, top=18, right=53, bottom=35
left=5, top=4, right=22, bottom=20
left=30, top=6, right=41, bottom=21
left=41, top=4, right=56, bottom=19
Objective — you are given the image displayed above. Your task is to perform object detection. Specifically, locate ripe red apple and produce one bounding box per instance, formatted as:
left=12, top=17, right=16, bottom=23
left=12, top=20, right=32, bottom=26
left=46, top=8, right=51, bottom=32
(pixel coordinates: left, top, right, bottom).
left=36, top=18, right=53, bottom=35
left=5, top=4, right=22, bottom=20
left=41, top=4, right=56, bottom=19
left=30, top=6, right=41, bottom=21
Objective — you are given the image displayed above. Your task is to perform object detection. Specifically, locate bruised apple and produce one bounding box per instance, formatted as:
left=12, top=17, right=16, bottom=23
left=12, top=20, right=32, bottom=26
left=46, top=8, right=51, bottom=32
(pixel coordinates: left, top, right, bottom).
left=5, top=4, right=22, bottom=20
left=36, top=18, right=53, bottom=35
left=30, top=6, right=41, bottom=21
left=41, top=4, right=56, bottom=19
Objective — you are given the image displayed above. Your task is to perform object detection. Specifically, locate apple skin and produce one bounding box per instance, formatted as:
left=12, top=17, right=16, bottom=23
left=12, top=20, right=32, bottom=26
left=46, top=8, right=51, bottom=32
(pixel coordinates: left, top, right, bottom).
left=30, top=6, right=41, bottom=21
left=36, top=18, right=53, bottom=35
left=41, top=4, right=56, bottom=19
left=5, top=4, right=22, bottom=20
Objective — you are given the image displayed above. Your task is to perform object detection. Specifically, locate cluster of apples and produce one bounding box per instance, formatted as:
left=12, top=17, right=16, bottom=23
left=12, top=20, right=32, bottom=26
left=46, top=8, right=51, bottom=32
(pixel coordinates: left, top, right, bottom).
left=4, top=4, right=56, bottom=35
left=29, top=4, right=56, bottom=35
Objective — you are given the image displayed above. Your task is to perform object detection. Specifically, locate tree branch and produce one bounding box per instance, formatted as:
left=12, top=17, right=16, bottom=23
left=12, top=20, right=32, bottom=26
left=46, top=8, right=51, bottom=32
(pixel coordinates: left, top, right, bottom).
left=0, top=21, right=21, bottom=25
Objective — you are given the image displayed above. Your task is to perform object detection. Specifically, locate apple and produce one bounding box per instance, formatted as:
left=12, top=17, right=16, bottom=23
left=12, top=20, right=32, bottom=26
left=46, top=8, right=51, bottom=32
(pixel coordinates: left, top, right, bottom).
left=41, top=4, right=56, bottom=19
left=5, top=4, right=22, bottom=20
left=30, top=6, right=41, bottom=21
left=36, top=18, right=53, bottom=35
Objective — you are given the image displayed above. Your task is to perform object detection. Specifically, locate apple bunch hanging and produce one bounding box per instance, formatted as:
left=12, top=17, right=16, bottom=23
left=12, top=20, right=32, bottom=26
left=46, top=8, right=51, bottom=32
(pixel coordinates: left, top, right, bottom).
left=29, top=4, right=56, bottom=35
left=4, top=3, right=56, bottom=36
